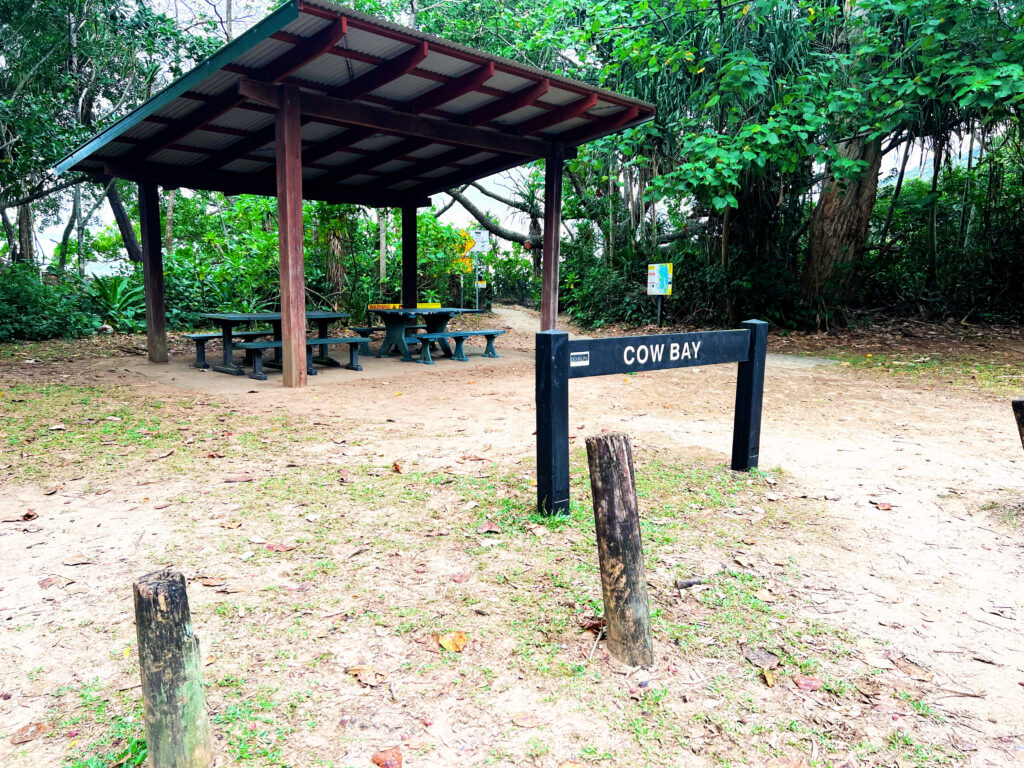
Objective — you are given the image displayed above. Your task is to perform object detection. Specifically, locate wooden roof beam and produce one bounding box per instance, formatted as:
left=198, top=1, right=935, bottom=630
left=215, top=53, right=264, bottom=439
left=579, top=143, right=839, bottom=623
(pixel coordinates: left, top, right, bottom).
left=513, top=93, right=597, bottom=136
left=330, top=42, right=428, bottom=100
left=552, top=105, right=640, bottom=144
left=406, top=62, right=493, bottom=114
left=122, top=20, right=347, bottom=164
left=328, top=138, right=432, bottom=179
left=303, top=125, right=378, bottom=163
left=373, top=146, right=477, bottom=187
left=240, top=78, right=552, bottom=157
left=464, top=79, right=550, bottom=125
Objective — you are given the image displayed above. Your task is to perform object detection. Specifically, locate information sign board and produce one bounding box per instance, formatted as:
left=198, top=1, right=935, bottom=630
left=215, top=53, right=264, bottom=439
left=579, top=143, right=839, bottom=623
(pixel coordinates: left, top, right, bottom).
left=647, top=263, right=672, bottom=296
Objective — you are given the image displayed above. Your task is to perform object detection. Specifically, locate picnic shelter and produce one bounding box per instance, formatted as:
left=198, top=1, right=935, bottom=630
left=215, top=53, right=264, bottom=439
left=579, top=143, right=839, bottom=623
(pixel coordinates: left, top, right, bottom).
left=55, top=0, right=655, bottom=387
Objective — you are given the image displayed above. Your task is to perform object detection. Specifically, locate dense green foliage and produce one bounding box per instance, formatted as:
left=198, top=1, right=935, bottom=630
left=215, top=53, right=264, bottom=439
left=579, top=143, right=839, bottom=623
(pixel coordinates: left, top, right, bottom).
left=2, top=0, right=1023, bottom=338
left=0, top=264, right=99, bottom=341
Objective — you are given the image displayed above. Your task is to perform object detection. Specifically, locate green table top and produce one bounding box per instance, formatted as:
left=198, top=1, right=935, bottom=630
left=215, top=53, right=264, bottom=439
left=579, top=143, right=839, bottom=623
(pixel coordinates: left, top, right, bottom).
left=369, top=308, right=483, bottom=316
left=198, top=311, right=350, bottom=322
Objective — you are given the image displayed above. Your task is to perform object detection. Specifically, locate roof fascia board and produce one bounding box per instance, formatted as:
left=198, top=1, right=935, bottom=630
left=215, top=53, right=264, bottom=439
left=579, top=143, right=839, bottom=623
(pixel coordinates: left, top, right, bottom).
left=54, top=0, right=301, bottom=176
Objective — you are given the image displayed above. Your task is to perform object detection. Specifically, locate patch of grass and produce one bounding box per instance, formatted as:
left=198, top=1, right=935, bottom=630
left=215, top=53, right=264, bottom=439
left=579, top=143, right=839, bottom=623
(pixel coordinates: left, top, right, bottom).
left=49, top=680, right=147, bottom=768
left=835, top=351, right=1021, bottom=394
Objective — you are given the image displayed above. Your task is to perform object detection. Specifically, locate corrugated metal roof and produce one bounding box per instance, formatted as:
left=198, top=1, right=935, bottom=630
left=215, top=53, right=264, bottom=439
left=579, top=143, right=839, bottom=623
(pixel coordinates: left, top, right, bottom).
left=54, top=0, right=654, bottom=206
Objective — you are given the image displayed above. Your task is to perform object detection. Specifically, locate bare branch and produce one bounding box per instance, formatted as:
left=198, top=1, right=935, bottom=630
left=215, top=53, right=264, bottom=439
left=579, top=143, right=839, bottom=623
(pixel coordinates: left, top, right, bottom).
left=446, top=187, right=538, bottom=246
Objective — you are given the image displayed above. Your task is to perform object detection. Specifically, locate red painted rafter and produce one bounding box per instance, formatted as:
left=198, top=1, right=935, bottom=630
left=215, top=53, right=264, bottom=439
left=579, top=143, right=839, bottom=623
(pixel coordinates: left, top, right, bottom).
left=513, top=93, right=597, bottom=136
left=553, top=105, right=640, bottom=143
left=330, top=42, right=428, bottom=100
left=406, top=62, right=493, bottom=114
left=464, top=78, right=550, bottom=125
left=329, top=137, right=433, bottom=179
left=124, top=20, right=347, bottom=163
left=303, top=125, right=378, bottom=163
left=372, top=146, right=477, bottom=188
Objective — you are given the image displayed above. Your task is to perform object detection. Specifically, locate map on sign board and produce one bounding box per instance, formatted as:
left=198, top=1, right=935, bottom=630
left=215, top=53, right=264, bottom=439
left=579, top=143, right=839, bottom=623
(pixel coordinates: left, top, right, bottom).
left=469, top=228, right=489, bottom=254
left=647, top=263, right=673, bottom=296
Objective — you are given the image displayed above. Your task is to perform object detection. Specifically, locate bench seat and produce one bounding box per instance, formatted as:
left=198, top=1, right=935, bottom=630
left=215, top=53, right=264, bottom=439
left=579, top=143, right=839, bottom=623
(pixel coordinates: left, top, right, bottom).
left=235, top=336, right=372, bottom=380
left=185, top=330, right=274, bottom=369
left=413, top=329, right=506, bottom=364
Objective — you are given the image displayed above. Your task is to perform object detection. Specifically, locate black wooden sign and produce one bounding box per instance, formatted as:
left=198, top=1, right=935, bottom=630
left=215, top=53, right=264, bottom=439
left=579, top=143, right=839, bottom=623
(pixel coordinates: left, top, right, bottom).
left=536, top=320, right=768, bottom=515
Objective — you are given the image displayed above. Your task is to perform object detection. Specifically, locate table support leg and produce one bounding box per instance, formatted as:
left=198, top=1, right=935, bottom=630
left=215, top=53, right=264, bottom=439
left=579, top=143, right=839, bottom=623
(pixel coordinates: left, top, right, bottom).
left=212, top=322, right=244, bottom=375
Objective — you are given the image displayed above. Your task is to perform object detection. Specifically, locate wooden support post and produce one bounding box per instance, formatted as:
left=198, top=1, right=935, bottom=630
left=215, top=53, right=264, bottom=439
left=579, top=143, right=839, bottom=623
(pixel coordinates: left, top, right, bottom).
left=139, top=178, right=168, bottom=363
left=1013, top=399, right=1024, bottom=451
left=585, top=432, right=653, bottom=667
left=276, top=85, right=307, bottom=388
left=401, top=204, right=417, bottom=308
left=540, top=145, right=564, bottom=331
left=134, top=569, right=213, bottom=768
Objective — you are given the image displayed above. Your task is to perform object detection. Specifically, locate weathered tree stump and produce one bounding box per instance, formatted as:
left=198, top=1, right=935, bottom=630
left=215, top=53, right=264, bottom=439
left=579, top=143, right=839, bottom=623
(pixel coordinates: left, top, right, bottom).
left=1013, top=399, right=1024, bottom=452
left=585, top=432, right=654, bottom=667
left=133, top=569, right=213, bottom=768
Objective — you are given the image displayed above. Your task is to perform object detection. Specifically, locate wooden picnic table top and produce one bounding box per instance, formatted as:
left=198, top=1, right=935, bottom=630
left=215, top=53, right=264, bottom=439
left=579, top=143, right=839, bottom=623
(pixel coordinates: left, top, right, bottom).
left=198, top=311, right=350, bottom=322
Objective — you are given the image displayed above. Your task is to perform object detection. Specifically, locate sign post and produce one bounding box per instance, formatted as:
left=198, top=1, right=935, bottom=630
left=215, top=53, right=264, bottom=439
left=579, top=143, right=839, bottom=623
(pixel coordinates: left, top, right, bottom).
left=647, top=263, right=672, bottom=328
left=536, top=320, right=769, bottom=515
left=469, top=227, right=489, bottom=310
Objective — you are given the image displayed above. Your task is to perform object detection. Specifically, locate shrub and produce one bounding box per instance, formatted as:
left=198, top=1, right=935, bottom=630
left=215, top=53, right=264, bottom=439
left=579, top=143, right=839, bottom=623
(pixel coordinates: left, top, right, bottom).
left=0, top=264, right=100, bottom=341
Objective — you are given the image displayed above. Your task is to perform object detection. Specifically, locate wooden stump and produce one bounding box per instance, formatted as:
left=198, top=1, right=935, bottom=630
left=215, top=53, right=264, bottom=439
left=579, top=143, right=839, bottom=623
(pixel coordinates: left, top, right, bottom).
left=585, top=432, right=653, bottom=667
left=1013, top=399, right=1024, bottom=452
left=134, top=569, right=213, bottom=768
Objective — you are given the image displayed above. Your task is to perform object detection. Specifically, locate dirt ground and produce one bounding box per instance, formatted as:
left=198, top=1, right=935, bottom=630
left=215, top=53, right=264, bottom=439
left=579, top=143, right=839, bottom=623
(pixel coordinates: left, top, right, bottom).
left=1, top=306, right=1022, bottom=768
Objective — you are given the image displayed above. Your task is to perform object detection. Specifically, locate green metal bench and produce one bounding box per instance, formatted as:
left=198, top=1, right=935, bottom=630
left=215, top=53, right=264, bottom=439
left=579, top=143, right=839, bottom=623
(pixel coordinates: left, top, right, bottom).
left=185, top=330, right=273, bottom=369
left=235, top=336, right=371, bottom=380
left=414, top=330, right=505, bottom=365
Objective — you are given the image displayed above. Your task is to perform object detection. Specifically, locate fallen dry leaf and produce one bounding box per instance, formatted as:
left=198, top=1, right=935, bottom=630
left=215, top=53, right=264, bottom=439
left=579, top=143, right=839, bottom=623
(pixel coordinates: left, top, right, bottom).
left=371, top=746, right=402, bottom=768
left=511, top=711, right=545, bottom=728
left=742, top=645, right=780, bottom=670
left=48, top=424, right=65, bottom=432
left=793, top=675, right=823, bottom=691
left=862, top=652, right=896, bottom=670
left=10, top=722, right=51, bottom=744
left=437, top=631, right=468, bottom=653
left=425, top=529, right=448, bottom=537
left=223, top=475, right=254, bottom=483
left=38, top=576, right=73, bottom=590
left=200, top=577, right=226, bottom=587
left=347, top=664, right=378, bottom=687
left=219, top=520, right=242, bottom=529
left=753, top=588, right=778, bottom=603
left=476, top=521, right=501, bottom=535
left=450, top=573, right=471, bottom=583
left=391, top=461, right=403, bottom=474
left=265, top=543, right=295, bottom=553
left=763, top=669, right=776, bottom=687
left=1, top=510, right=37, bottom=523
left=43, top=487, right=59, bottom=496
left=62, top=555, right=93, bottom=566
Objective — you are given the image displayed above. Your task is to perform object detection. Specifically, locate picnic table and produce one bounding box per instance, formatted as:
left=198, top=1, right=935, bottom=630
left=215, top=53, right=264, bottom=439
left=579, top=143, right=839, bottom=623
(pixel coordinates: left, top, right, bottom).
left=199, top=311, right=350, bottom=375
left=371, top=307, right=482, bottom=362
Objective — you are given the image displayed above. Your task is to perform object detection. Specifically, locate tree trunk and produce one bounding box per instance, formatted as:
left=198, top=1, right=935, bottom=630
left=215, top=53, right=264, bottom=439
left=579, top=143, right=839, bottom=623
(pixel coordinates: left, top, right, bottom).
left=164, top=189, right=176, bottom=254
left=58, top=190, right=80, bottom=270
left=107, top=182, right=142, bottom=263
left=17, top=204, right=35, bottom=265
left=1, top=208, right=17, bottom=263
left=803, top=137, right=883, bottom=299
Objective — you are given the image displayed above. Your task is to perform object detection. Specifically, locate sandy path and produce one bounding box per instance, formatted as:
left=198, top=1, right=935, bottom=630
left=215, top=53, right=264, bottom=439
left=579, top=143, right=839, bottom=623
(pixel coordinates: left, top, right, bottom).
left=2, top=306, right=1021, bottom=765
